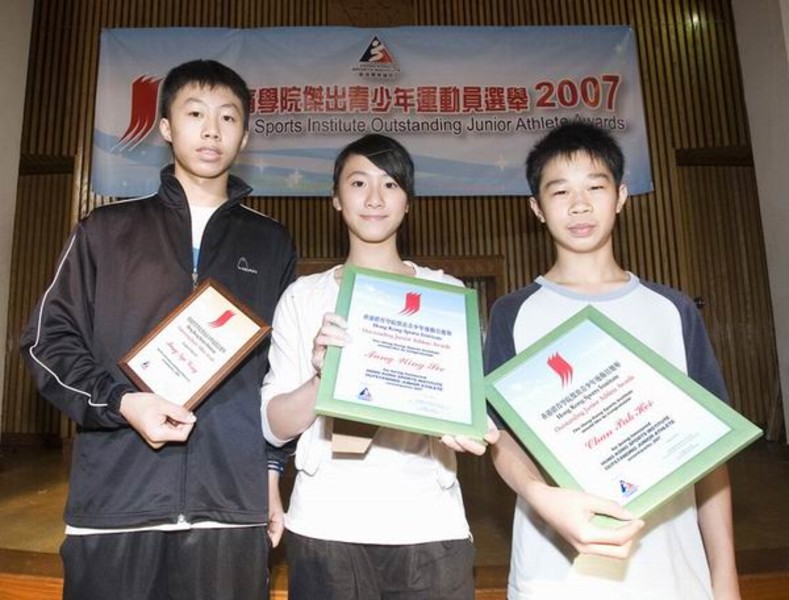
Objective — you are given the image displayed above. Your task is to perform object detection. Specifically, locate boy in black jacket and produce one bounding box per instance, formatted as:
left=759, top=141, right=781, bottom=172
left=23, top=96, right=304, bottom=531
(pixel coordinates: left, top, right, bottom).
left=21, top=59, right=296, bottom=600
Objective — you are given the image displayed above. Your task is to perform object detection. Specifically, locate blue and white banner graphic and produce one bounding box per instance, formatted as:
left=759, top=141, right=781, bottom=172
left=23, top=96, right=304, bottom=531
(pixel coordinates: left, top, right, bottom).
left=92, top=27, right=653, bottom=197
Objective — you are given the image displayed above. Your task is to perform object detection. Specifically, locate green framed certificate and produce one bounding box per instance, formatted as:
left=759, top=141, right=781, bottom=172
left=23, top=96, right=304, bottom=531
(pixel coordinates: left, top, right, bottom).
left=486, top=305, right=761, bottom=524
left=316, top=265, right=488, bottom=439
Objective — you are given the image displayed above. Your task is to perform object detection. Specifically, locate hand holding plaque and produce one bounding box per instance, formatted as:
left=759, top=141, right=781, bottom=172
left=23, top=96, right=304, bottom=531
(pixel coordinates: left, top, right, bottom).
left=315, top=265, right=488, bottom=439
left=119, top=279, right=271, bottom=411
left=485, top=306, right=761, bottom=524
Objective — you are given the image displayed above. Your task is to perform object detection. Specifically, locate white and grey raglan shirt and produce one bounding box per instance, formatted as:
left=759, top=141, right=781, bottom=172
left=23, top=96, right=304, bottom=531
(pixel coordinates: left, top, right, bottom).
left=484, top=274, right=729, bottom=600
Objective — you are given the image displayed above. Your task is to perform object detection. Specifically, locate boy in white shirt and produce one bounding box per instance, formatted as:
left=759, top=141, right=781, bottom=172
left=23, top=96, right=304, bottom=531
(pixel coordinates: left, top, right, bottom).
left=485, top=122, right=740, bottom=599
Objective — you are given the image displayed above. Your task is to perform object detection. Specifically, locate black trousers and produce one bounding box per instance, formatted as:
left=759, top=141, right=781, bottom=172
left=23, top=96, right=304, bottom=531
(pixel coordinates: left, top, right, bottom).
left=61, top=527, right=269, bottom=600
left=286, top=531, right=475, bottom=600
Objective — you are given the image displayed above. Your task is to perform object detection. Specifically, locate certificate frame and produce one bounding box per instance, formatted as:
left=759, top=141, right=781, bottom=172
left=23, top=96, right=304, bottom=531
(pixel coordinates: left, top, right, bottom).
left=316, top=265, right=488, bottom=439
left=485, top=305, right=761, bottom=524
left=119, top=278, right=271, bottom=411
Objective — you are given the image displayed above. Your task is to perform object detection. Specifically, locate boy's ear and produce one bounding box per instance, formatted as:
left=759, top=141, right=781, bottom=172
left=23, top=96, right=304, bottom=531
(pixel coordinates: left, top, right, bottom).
left=529, top=197, right=546, bottom=223
left=159, top=118, right=172, bottom=143
left=331, top=195, right=342, bottom=211
left=615, top=184, right=629, bottom=213
left=239, top=130, right=249, bottom=152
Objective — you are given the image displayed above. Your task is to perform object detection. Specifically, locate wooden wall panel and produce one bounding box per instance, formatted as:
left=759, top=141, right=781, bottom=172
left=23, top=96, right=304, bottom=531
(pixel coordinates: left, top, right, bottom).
left=679, top=165, right=779, bottom=427
left=2, top=0, right=781, bottom=439
left=2, top=174, right=73, bottom=438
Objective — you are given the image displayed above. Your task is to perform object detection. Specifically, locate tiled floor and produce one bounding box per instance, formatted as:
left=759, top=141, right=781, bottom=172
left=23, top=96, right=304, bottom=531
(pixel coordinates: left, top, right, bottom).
left=1, top=438, right=788, bottom=574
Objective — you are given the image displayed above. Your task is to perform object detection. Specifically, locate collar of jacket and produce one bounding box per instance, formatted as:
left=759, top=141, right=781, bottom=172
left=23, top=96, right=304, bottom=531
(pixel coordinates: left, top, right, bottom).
left=157, top=165, right=253, bottom=212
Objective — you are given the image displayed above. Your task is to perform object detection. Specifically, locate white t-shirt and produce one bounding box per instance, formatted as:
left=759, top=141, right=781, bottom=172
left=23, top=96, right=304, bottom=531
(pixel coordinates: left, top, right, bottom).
left=190, top=205, right=216, bottom=271
left=485, top=275, right=724, bottom=600
left=261, top=263, right=471, bottom=545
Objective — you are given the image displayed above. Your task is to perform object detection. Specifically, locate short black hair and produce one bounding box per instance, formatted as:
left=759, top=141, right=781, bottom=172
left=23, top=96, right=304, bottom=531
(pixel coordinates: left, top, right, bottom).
left=159, top=59, right=251, bottom=130
left=332, top=134, right=415, bottom=199
left=526, top=122, right=625, bottom=197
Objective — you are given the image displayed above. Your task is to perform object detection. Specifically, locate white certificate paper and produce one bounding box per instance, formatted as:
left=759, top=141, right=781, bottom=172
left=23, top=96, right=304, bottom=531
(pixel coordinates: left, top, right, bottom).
left=120, top=280, right=269, bottom=410
left=485, top=306, right=761, bottom=518
left=316, top=266, right=487, bottom=439
left=493, top=318, right=729, bottom=503
left=334, top=272, right=471, bottom=423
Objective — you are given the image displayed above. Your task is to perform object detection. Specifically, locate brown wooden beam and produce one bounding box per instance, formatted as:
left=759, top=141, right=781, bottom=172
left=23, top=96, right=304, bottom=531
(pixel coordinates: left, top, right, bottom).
left=18, top=155, right=74, bottom=176
left=676, top=146, right=753, bottom=167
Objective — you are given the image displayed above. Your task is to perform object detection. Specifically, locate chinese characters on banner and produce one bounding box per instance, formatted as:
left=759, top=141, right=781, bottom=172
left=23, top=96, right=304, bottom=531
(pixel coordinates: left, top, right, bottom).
left=92, top=27, right=652, bottom=197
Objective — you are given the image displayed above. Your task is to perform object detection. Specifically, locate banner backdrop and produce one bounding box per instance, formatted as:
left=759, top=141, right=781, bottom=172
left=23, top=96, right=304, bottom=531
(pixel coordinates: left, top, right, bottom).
left=92, top=27, right=653, bottom=197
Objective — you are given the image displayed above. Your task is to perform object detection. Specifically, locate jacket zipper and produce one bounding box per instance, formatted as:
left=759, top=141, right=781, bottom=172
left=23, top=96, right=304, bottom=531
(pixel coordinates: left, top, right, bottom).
left=180, top=201, right=224, bottom=522
left=182, top=206, right=196, bottom=522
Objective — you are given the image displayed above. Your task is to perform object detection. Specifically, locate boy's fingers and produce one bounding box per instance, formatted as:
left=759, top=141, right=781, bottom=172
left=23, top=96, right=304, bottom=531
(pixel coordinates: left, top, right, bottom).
left=147, top=419, right=195, bottom=445
left=606, top=519, right=645, bottom=544
left=483, top=427, right=500, bottom=445
left=581, top=519, right=644, bottom=558
left=585, top=496, right=637, bottom=522
left=439, top=435, right=463, bottom=452
left=455, top=436, right=487, bottom=455
left=268, top=519, right=284, bottom=548
left=579, top=539, right=636, bottom=559
left=159, top=401, right=196, bottom=424
left=440, top=435, right=486, bottom=455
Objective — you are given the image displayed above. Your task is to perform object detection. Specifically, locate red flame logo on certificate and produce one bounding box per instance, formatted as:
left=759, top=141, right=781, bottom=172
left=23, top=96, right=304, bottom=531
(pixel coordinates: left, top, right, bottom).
left=208, top=310, right=236, bottom=328
left=547, top=352, right=573, bottom=387
left=399, top=292, right=421, bottom=316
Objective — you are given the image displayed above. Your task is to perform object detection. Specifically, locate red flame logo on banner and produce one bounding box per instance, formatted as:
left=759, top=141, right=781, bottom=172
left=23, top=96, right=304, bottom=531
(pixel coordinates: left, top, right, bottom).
left=547, top=352, right=573, bottom=387
left=114, top=75, right=162, bottom=152
left=399, top=292, right=421, bottom=316
left=208, top=310, right=235, bottom=328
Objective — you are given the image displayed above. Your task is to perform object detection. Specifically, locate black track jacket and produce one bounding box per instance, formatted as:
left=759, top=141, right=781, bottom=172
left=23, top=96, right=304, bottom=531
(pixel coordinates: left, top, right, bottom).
left=21, top=167, right=296, bottom=528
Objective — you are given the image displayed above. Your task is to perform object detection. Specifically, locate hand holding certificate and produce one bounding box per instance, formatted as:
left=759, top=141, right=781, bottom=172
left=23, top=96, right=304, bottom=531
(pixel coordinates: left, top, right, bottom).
left=119, top=279, right=271, bottom=411
left=486, top=306, right=761, bottom=524
left=316, top=265, right=488, bottom=439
